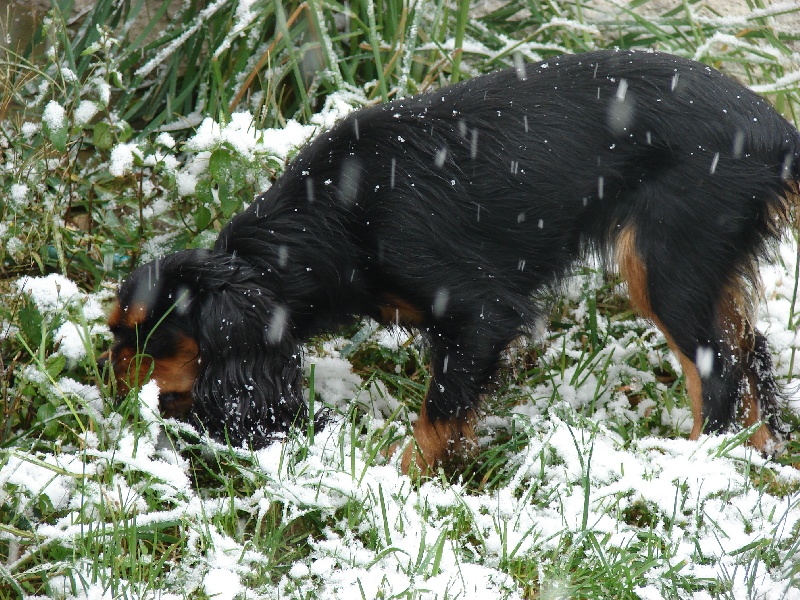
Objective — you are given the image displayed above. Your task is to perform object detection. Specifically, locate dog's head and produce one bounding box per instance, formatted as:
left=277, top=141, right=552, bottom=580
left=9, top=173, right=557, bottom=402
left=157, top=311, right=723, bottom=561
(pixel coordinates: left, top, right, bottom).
left=102, top=249, right=306, bottom=447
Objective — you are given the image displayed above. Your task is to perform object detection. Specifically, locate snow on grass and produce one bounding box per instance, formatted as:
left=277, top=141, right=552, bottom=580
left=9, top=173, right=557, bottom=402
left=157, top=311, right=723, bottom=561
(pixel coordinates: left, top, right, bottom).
left=12, top=273, right=110, bottom=361
left=3, top=248, right=798, bottom=598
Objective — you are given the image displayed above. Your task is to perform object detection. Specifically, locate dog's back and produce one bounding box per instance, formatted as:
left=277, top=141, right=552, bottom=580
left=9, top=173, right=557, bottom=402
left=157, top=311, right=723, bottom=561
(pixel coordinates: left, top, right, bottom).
left=224, top=50, right=798, bottom=297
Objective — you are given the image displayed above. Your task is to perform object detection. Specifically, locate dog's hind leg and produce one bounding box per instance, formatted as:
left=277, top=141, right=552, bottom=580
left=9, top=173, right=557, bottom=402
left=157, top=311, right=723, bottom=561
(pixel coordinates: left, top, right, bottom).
left=616, top=226, right=784, bottom=453
left=718, top=296, right=786, bottom=454
left=616, top=226, right=709, bottom=438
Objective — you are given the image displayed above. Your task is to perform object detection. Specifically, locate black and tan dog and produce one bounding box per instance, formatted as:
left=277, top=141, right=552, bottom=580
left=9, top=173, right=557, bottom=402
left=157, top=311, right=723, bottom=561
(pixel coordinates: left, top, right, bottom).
left=103, top=49, right=800, bottom=472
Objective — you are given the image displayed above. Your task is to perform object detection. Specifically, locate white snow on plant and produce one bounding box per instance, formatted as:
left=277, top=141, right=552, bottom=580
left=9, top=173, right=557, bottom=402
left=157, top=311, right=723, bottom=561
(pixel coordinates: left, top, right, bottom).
left=142, top=151, right=179, bottom=173
left=109, top=142, right=141, bottom=177
left=185, top=112, right=316, bottom=159
left=14, top=274, right=109, bottom=361
left=135, top=0, right=230, bottom=79
left=54, top=321, right=91, bottom=360
left=0, top=448, right=89, bottom=512
left=212, top=0, right=261, bottom=58
left=138, top=380, right=165, bottom=446
left=60, top=66, right=78, bottom=83
left=92, top=76, right=112, bottom=106
left=15, top=273, right=83, bottom=313
left=305, top=355, right=363, bottom=409
left=74, top=100, right=100, bottom=126
left=57, top=376, right=104, bottom=415
left=9, top=182, right=29, bottom=206
left=21, top=121, right=41, bottom=138
left=182, top=91, right=361, bottom=159
left=155, top=132, right=176, bottom=148
left=5, top=236, right=24, bottom=259
left=175, top=156, right=205, bottom=196
left=15, top=274, right=107, bottom=322
left=172, top=91, right=362, bottom=198
left=43, top=100, right=67, bottom=131
left=203, top=568, right=242, bottom=600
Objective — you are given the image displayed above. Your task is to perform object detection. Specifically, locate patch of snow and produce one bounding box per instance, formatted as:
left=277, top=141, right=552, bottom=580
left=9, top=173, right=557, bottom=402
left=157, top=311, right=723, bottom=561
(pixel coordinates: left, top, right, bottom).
left=43, top=100, right=67, bottom=131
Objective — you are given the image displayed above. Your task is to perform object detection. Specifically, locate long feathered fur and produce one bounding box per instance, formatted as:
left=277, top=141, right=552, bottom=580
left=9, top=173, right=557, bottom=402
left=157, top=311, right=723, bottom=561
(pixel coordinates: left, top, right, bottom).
left=104, top=49, right=800, bottom=466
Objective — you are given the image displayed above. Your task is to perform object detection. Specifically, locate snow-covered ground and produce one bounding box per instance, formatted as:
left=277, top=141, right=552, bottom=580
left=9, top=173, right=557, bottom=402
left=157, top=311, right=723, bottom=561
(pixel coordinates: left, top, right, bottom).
left=2, top=93, right=800, bottom=598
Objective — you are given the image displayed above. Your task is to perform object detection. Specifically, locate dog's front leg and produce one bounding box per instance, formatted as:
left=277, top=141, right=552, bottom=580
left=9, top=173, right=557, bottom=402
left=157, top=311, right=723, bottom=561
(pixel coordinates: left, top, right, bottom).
left=400, top=320, right=517, bottom=475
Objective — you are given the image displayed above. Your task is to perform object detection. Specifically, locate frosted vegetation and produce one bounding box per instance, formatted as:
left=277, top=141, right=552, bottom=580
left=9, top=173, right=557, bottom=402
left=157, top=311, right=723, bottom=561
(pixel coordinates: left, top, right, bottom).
left=1, top=0, right=800, bottom=598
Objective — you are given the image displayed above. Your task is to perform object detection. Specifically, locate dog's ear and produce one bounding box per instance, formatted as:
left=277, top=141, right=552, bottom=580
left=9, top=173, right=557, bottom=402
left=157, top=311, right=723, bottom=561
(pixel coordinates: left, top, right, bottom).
left=185, top=253, right=308, bottom=448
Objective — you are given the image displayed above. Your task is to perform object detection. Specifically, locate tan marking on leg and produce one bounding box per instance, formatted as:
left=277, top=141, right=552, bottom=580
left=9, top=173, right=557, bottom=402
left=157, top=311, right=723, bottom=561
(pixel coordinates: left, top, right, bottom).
left=616, top=226, right=706, bottom=438
left=619, top=227, right=783, bottom=450
left=739, top=375, right=777, bottom=452
left=719, top=289, right=781, bottom=453
left=679, top=355, right=705, bottom=440
left=616, top=226, right=650, bottom=316
left=400, top=400, right=476, bottom=476
left=717, top=283, right=754, bottom=352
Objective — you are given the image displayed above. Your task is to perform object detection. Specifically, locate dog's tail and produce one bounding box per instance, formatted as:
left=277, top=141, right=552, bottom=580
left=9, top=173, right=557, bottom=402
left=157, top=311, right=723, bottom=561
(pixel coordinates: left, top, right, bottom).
left=710, top=127, right=800, bottom=454
left=749, top=129, right=800, bottom=452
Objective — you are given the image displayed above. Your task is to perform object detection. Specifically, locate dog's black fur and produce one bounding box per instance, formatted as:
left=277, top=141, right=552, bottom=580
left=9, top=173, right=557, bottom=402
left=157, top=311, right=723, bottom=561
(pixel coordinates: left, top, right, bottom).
left=107, top=49, right=800, bottom=465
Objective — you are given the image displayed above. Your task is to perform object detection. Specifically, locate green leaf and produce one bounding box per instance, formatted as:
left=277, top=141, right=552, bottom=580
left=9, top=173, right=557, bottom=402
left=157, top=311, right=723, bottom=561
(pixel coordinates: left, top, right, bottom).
left=47, top=124, right=69, bottom=152
left=45, top=354, right=67, bottom=379
left=218, top=181, right=240, bottom=218
left=118, top=121, right=133, bottom=142
left=208, top=148, right=234, bottom=183
left=93, top=122, right=114, bottom=150
left=193, top=206, right=212, bottom=231
left=17, top=299, right=44, bottom=351
left=228, top=159, right=248, bottom=191
left=195, top=179, right=214, bottom=207
left=36, top=401, right=56, bottom=426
